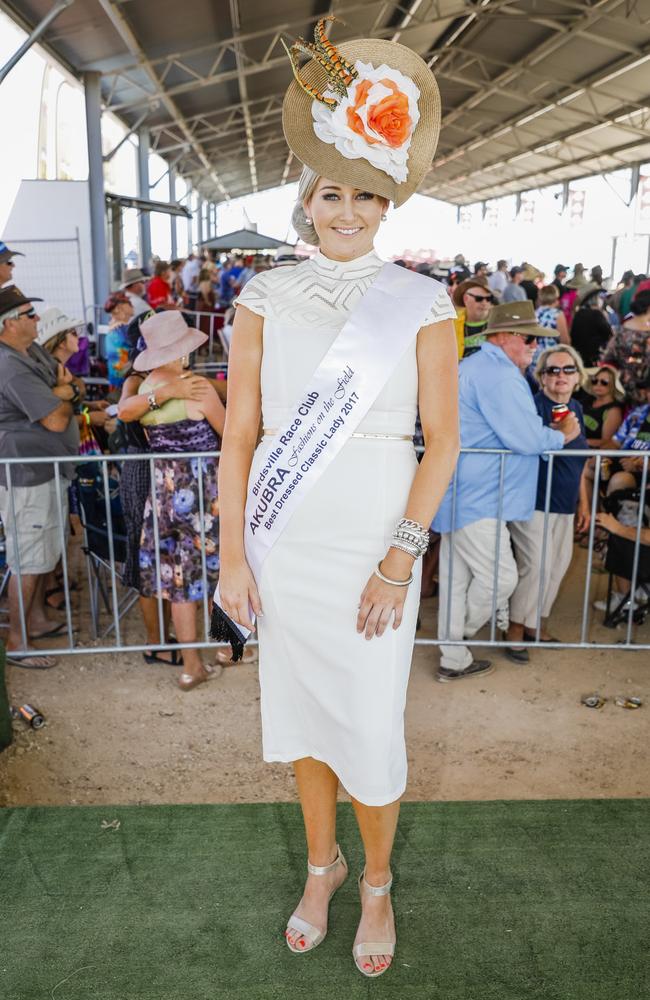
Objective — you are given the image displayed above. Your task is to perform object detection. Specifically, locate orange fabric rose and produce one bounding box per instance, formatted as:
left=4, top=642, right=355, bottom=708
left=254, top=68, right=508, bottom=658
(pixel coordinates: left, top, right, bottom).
left=346, top=78, right=412, bottom=149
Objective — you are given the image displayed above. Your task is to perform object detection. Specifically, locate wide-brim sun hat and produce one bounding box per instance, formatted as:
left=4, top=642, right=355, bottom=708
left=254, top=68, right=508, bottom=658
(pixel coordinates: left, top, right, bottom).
left=584, top=365, right=625, bottom=401
left=36, top=306, right=84, bottom=346
left=576, top=282, right=606, bottom=308
left=484, top=300, right=558, bottom=339
left=452, top=276, right=493, bottom=309
left=121, top=268, right=147, bottom=289
left=133, top=310, right=207, bottom=371
left=282, top=18, right=441, bottom=207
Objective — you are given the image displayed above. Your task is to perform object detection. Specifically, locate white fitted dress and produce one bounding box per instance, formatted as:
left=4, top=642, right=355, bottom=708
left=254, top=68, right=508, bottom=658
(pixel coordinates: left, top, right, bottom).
left=237, top=249, right=455, bottom=806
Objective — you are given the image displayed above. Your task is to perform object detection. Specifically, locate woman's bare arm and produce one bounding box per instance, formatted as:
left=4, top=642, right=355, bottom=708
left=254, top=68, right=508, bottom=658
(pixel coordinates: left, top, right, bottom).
left=217, top=305, right=264, bottom=628
left=600, top=406, right=623, bottom=444
left=357, top=318, right=460, bottom=638
left=118, top=373, right=209, bottom=422
left=555, top=311, right=570, bottom=345
left=196, top=379, right=226, bottom=436
left=381, top=318, right=460, bottom=581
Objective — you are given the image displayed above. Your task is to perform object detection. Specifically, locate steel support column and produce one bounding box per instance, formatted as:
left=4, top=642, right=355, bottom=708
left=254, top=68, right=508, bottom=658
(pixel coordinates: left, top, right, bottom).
left=187, top=185, right=193, bottom=255
left=197, top=196, right=204, bottom=248
left=169, top=167, right=178, bottom=261
left=137, top=127, right=152, bottom=268
left=109, top=199, right=123, bottom=285
left=83, top=71, right=109, bottom=310
left=0, top=0, right=75, bottom=86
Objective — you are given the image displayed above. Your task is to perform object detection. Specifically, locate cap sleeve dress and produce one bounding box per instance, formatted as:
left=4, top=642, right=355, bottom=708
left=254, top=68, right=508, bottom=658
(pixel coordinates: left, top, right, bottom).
left=236, top=250, right=455, bottom=806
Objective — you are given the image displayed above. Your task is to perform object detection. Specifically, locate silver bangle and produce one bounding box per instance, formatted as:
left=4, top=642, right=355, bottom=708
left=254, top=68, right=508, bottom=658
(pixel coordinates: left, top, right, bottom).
left=394, top=531, right=428, bottom=554
left=397, top=517, right=428, bottom=535
left=374, top=561, right=413, bottom=587
left=392, top=532, right=428, bottom=556
left=394, top=517, right=429, bottom=555
left=390, top=540, right=420, bottom=559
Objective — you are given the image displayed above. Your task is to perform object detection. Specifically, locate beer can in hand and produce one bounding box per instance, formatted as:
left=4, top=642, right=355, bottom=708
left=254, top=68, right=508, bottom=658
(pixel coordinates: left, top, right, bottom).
left=551, top=403, right=569, bottom=423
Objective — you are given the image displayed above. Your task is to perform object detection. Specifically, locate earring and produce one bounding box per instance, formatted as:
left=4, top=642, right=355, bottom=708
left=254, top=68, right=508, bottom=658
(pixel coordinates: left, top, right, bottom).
left=381, top=213, right=388, bottom=221
left=305, top=216, right=312, bottom=224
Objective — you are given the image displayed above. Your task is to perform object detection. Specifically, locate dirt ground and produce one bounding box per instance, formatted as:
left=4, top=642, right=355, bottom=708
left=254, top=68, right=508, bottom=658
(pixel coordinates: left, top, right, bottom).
left=1, top=548, right=648, bottom=807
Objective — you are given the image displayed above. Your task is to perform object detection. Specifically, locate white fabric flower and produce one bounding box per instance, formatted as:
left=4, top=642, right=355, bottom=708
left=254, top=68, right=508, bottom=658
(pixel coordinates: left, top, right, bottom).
left=311, top=60, right=420, bottom=184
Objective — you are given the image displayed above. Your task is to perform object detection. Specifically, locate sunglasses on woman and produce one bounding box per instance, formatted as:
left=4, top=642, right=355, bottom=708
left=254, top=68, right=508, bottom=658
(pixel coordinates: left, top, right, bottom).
left=544, top=365, right=577, bottom=375
left=591, top=376, right=610, bottom=387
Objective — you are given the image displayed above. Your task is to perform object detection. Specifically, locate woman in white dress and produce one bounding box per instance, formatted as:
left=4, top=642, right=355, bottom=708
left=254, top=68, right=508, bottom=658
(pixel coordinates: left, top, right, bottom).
left=217, top=22, right=459, bottom=977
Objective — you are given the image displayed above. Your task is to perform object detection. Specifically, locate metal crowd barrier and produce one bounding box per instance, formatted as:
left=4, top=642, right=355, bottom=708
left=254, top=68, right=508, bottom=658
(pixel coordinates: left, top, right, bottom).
left=0, top=448, right=648, bottom=659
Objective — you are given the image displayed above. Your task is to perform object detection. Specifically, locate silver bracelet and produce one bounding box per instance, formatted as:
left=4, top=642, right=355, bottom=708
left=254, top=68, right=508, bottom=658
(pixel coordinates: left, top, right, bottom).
left=389, top=540, right=421, bottom=559
left=397, top=518, right=429, bottom=535
left=374, top=561, right=413, bottom=587
left=394, top=531, right=428, bottom=555
left=392, top=532, right=428, bottom=556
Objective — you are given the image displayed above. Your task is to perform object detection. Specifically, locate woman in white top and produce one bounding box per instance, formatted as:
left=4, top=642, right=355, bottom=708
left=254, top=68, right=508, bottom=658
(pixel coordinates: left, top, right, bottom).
left=217, top=23, right=458, bottom=977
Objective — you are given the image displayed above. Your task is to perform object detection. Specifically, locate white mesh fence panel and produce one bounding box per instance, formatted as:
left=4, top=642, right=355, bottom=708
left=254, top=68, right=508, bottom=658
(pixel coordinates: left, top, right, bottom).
left=4, top=234, right=87, bottom=324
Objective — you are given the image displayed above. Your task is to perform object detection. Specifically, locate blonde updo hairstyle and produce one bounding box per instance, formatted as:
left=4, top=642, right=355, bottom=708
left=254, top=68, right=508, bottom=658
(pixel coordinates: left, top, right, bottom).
left=291, top=167, right=322, bottom=246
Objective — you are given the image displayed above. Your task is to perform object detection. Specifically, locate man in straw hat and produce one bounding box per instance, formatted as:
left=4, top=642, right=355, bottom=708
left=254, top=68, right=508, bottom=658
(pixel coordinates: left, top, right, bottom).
left=120, top=269, right=150, bottom=318
left=432, top=301, right=581, bottom=682
left=219, top=15, right=459, bottom=978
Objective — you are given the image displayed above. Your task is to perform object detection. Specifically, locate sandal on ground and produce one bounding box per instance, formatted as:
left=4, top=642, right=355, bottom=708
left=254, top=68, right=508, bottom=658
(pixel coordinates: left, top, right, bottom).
left=177, top=663, right=222, bottom=691
left=285, top=844, right=348, bottom=954
left=142, top=648, right=183, bottom=666
left=214, top=645, right=257, bottom=666
left=29, top=622, right=68, bottom=640
left=44, top=589, right=66, bottom=611
left=6, top=653, right=57, bottom=670
left=352, top=870, right=395, bottom=978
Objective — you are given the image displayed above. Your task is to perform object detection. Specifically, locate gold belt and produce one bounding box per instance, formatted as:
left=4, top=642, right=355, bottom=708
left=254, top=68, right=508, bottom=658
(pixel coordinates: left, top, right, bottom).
left=263, top=429, right=412, bottom=440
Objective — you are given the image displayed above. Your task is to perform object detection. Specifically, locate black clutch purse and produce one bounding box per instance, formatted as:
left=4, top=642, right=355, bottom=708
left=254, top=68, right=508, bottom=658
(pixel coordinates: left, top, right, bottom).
left=209, top=603, right=249, bottom=663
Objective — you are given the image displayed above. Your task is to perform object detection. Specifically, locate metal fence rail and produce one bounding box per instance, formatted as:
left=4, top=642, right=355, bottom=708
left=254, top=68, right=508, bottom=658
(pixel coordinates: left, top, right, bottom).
left=0, top=447, right=648, bottom=658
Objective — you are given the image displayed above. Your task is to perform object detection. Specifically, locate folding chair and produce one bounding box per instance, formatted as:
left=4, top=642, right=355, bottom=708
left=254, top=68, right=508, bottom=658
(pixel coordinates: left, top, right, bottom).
left=76, top=465, right=140, bottom=639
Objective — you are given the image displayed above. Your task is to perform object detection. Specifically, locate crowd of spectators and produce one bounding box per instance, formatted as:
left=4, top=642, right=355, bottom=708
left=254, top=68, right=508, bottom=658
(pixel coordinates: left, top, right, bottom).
left=0, top=238, right=648, bottom=685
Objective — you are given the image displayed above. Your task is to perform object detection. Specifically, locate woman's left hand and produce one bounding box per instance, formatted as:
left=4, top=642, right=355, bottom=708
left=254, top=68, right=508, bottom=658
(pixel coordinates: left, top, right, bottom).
left=595, top=512, right=620, bottom=535
left=357, top=558, right=412, bottom=640
left=575, top=503, right=591, bottom=534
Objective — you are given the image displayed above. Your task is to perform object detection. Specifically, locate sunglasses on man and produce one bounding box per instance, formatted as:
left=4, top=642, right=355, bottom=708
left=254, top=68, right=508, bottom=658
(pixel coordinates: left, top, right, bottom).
left=466, top=292, right=493, bottom=303
left=2, top=306, right=37, bottom=322
left=543, top=365, right=578, bottom=375
left=509, top=332, right=538, bottom=345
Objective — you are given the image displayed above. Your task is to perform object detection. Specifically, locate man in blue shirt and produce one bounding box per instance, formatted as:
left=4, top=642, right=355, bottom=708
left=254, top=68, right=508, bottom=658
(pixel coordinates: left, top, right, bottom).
left=433, top=301, right=580, bottom=682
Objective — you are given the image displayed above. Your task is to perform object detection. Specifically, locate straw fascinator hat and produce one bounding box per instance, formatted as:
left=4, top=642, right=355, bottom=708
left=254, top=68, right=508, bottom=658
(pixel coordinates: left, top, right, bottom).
left=282, top=16, right=441, bottom=207
left=133, top=311, right=207, bottom=371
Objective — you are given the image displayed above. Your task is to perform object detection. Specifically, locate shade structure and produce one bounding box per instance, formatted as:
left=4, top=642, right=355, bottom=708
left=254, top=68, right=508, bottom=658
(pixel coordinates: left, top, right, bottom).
left=4, top=1, right=650, bottom=205
left=200, top=228, right=292, bottom=252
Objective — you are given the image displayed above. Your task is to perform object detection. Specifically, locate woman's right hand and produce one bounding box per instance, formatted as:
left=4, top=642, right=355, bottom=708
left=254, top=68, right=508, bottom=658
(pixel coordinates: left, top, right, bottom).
left=219, top=562, right=262, bottom=630
left=165, top=374, right=210, bottom=402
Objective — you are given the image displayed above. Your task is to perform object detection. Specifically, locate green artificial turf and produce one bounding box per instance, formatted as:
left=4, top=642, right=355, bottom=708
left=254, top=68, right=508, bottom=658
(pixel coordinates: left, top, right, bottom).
left=1, top=800, right=648, bottom=1000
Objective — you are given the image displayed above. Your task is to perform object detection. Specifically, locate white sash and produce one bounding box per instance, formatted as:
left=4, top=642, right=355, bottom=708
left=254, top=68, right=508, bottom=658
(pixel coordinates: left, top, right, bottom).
left=216, top=262, right=439, bottom=633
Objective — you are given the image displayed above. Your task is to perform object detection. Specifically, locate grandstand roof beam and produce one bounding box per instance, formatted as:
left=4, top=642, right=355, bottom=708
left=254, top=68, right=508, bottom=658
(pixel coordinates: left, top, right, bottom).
left=229, top=0, right=257, bottom=193
left=95, top=0, right=230, bottom=200
left=102, top=0, right=522, bottom=113
left=0, top=0, right=74, bottom=85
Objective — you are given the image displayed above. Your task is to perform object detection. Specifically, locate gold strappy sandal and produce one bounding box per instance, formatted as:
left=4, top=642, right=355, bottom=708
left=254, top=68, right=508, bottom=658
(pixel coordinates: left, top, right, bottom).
left=285, top=844, right=348, bottom=953
left=352, top=870, right=395, bottom=978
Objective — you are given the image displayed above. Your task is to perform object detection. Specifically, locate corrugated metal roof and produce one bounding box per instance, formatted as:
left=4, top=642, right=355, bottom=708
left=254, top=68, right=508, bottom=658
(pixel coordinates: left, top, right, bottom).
left=3, top=0, right=650, bottom=205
